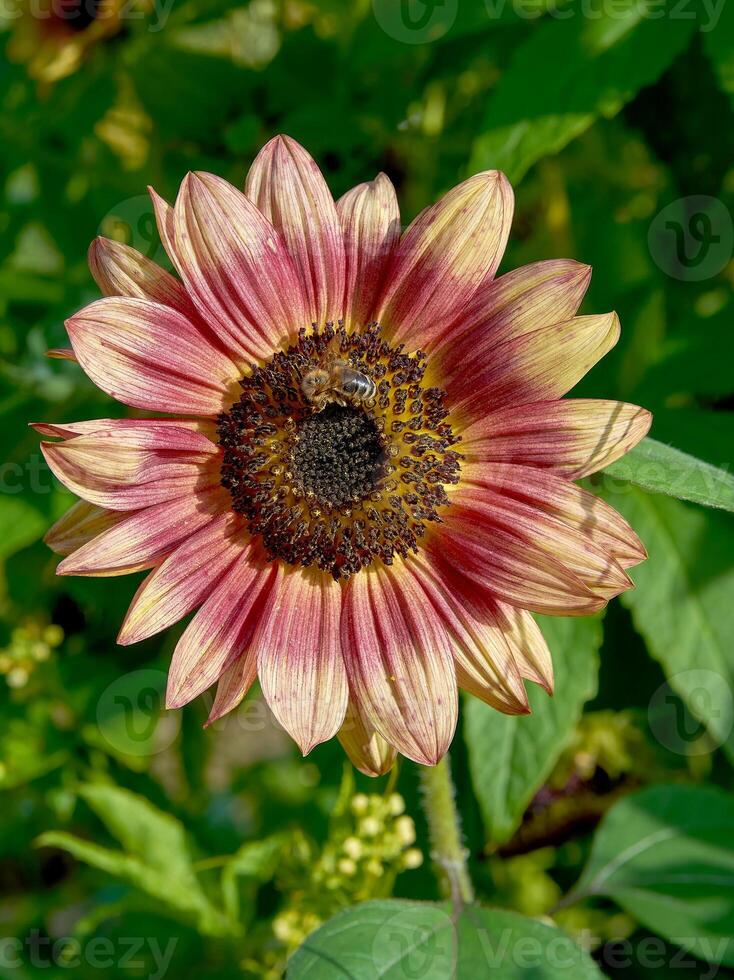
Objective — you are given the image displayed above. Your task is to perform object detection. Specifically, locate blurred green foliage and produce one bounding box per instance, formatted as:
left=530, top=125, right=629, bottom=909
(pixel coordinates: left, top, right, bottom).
left=1, top=0, right=734, bottom=976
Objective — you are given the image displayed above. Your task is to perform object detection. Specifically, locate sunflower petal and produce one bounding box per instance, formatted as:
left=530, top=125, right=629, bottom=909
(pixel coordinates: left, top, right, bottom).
left=57, top=486, right=227, bottom=577
left=172, top=171, right=309, bottom=359
left=88, top=237, right=194, bottom=315
left=435, top=259, right=590, bottom=382
left=66, top=297, right=239, bottom=416
left=256, top=570, right=348, bottom=755
left=246, top=135, right=346, bottom=325
left=408, top=555, right=530, bottom=714
left=337, top=173, right=400, bottom=328
left=456, top=313, right=620, bottom=417
left=118, top=512, right=248, bottom=644
left=205, top=655, right=259, bottom=726
left=338, top=697, right=397, bottom=777
left=41, top=426, right=218, bottom=510
left=378, top=170, right=514, bottom=349
left=461, top=462, right=647, bottom=568
left=166, top=547, right=277, bottom=709
left=343, top=566, right=458, bottom=766
left=462, top=399, right=651, bottom=478
left=45, top=500, right=125, bottom=556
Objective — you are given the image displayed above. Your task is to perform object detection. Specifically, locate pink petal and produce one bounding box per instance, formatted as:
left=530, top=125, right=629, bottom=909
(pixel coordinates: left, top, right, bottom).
left=337, top=173, right=400, bottom=329
left=118, top=512, right=249, bottom=645
left=88, top=237, right=195, bottom=315
left=166, top=544, right=276, bottom=709
left=443, top=488, right=631, bottom=609
left=434, top=259, right=590, bottom=385
left=205, top=654, right=259, bottom=726
left=170, top=172, right=309, bottom=360
left=41, top=426, right=219, bottom=510
left=45, top=500, right=126, bottom=556
left=377, top=170, right=514, bottom=350
left=66, top=297, right=240, bottom=416
left=57, top=485, right=228, bottom=577
left=338, top=697, right=397, bottom=777
left=256, top=569, right=348, bottom=755
left=461, top=399, right=651, bottom=479
left=407, top=555, right=530, bottom=714
left=342, top=565, right=458, bottom=766
left=428, top=511, right=605, bottom=617
left=454, top=312, right=620, bottom=417
left=246, top=135, right=346, bottom=325
left=31, top=417, right=217, bottom=441
left=461, top=462, right=646, bottom=569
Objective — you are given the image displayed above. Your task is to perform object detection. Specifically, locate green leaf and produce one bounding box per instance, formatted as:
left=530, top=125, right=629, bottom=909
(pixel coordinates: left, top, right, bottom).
left=287, top=900, right=602, bottom=978
left=37, top=783, right=237, bottom=937
left=0, top=497, right=45, bottom=560
left=600, top=437, right=734, bottom=512
left=465, top=615, right=602, bottom=845
left=570, top=784, right=734, bottom=966
left=600, top=487, right=734, bottom=762
left=471, top=0, right=697, bottom=182
left=221, top=834, right=287, bottom=921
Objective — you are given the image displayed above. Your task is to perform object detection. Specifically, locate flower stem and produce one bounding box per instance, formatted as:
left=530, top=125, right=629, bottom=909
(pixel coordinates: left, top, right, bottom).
left=418, top=755, right=474, bottom=909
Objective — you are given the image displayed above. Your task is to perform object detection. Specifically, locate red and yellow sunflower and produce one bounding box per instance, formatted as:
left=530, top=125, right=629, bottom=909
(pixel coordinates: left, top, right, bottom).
left=36, top=136, right=651, bottom=774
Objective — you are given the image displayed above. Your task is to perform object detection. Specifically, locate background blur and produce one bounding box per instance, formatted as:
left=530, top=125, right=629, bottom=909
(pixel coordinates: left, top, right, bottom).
left=1, top=0, right=734, bottom=977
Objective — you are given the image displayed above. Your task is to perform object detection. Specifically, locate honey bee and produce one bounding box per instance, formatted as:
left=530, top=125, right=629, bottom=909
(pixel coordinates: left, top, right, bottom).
left=301, top=358, right=377, bottom=411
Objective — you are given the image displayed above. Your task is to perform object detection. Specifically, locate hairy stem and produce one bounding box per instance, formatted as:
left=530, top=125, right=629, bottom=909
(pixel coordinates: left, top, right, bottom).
left=418, top=755, right=474, bottom=909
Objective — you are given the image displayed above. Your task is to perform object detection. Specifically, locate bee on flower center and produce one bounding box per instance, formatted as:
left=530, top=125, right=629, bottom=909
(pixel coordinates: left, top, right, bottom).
left=301, top=358, right=377, bottom=411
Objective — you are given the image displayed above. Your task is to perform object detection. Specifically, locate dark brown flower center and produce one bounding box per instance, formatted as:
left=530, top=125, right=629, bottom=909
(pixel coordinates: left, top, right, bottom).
left=289, top=405, right=385, bottom=509
left=217, top=323, right=461, bottom=579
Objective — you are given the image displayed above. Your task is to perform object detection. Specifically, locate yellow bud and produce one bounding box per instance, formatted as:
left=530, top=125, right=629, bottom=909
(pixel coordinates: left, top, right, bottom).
left=360, top=816, right=381, bottom=837
left=7, top=667, right=29, bottom=689
left=343, top=836, right=363, bottom=860
left=402, top=848, right=423, bottom=869
left=351, top=793, right=369, bottom=815
left=387, top=793, right=405, bottom=816
left=395, top=815, right=416, bottom=846
left=337, top=858, right=357, bottom=876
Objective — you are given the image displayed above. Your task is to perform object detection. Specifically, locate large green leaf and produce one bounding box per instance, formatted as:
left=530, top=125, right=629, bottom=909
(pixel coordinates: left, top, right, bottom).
left=36, top=784, right=236, bottom=937
left=600, top=437, right=734, bottom=512
left=471, top=0, right=697, bottom=182
left=465, top=616, right=602, bottom=845
left=287, top=900, right=602, bottom=978
left=601, top=488, right=734, bottom=762
left=569, top=784, right=734, bottom=966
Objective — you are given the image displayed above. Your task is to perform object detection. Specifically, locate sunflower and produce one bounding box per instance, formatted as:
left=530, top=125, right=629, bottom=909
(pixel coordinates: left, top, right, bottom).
left=36, top=136, right=651, bottom=775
